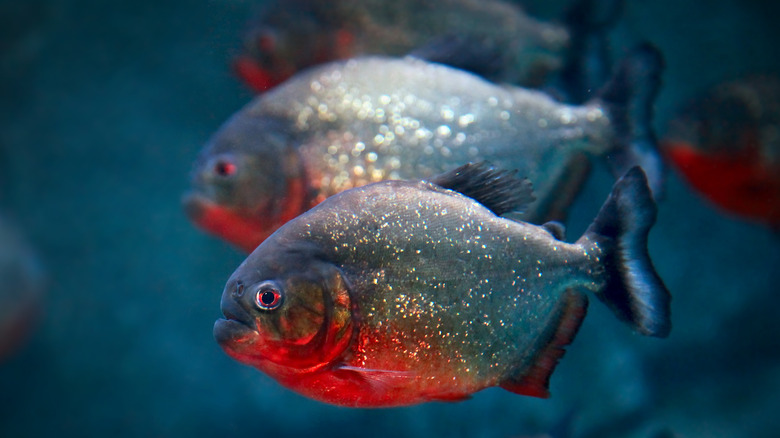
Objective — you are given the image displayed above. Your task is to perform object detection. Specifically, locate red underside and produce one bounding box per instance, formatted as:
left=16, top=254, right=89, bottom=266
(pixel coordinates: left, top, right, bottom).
left=232, top=56, right=287, bottom=92
left=193, top=177, right=311, bottom=253
left=664, top=141, right=780, bottom=226
left=234, top=29, right=357, bottom=93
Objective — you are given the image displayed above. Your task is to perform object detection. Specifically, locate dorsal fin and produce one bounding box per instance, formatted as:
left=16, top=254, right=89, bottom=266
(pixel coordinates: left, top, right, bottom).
left=428, top=162, right=535, bottom=216
left=542, top=221, right=567, bottom=240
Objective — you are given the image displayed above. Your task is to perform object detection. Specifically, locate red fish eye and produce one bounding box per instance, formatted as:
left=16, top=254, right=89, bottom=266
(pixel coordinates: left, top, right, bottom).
left=215, top=160, right=237, bottom=177
left=255, top=282, right=283, bottom=310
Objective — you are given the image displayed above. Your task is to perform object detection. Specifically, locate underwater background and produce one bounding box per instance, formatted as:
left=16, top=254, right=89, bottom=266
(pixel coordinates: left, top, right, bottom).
left=1, top=0, right=779, bottom=436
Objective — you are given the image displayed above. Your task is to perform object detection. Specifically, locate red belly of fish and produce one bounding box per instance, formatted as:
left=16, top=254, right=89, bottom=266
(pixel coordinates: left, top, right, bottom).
left=665, top=141, right=780, bottom=226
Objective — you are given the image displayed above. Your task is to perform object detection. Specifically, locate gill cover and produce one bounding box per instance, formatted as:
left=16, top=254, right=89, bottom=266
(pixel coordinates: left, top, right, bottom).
left=253, top=262, right=354, bottom=370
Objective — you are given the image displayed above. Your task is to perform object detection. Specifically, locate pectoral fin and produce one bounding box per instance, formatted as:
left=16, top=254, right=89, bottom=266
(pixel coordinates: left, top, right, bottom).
left=333, top=364, right=416, bottom=393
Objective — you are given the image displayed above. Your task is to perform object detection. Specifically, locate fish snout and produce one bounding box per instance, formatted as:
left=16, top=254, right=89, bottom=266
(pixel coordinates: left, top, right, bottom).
left=181, top=192, right=208, bottom=222
left=219, top=282, right=256, bottom=328
left=214, top=282, right=260, bottom=347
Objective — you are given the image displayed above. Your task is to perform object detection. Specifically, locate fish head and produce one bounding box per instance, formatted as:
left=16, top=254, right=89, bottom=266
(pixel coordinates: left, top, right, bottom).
left=234, top=25, right=296, bottom=91
left=183, top=114, right=308, bottom=252
left=234, top=7, right=342, bottom=92
left=214, top=241, right=353, bottom=371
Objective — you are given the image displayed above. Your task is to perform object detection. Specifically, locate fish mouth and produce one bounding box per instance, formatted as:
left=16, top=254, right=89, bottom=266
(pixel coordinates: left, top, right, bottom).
left=213, top=318, right=258, bottom=346
left=181, top=191, right=212, bottom=222
left=214, top=293, right=259, bottom=347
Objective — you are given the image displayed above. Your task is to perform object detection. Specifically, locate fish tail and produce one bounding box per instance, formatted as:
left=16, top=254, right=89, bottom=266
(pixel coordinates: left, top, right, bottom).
left=594, top=43, right=666, bottom=199
left=557, top=0, right=625, bottom=102
left=579, top=166, right=671, bottom=337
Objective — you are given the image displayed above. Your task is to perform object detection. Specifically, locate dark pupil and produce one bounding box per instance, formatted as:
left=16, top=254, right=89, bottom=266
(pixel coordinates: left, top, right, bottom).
left=260, top=290, right=277, bottom=306
left=216, top=161, right=235, bottom=176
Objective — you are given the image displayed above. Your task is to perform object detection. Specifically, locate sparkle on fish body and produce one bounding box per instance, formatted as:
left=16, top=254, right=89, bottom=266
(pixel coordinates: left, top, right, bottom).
left=261, top=57, right=611, bottom=208
left=289, top=181, right=606, bottom=394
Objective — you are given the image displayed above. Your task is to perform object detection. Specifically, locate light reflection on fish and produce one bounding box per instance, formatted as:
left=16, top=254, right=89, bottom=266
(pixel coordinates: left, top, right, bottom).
left=213, top=163, right=671, bottom=407
left=185, top=46, right=664, bottom=252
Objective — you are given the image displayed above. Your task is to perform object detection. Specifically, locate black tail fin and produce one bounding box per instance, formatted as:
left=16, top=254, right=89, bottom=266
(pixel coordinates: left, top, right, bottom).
left=594, top=43, right=666, bottom=200
left=557, top=0, right=625, bottom=103
left=579, top=166, right=671, bottom=337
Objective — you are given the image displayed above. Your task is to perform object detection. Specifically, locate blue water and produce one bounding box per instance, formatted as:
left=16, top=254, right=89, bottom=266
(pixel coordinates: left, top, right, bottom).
left=1, top=0, right=779, bottom=437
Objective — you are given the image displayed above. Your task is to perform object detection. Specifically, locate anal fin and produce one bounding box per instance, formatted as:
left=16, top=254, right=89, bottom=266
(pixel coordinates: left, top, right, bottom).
left=500, top=290, right=588, bottom=398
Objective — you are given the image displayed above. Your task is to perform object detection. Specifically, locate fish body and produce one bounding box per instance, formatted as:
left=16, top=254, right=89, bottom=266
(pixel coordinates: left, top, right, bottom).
left=662, top=75, right=780, bottom=227
left=234, top=0, right=570, bottom=92
left=0, top=215, right=44, bottom=360
left=186, top=49, right=664, bottom=252
left=214, top=164, right=671, bottom=407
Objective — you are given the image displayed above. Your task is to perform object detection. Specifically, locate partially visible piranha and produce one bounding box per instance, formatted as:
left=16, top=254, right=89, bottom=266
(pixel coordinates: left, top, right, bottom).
left=233, top=0, right=617, bottom=93
left=214, top=163, right=671, bottom=407
left=185, top=46, right=664, bottom=252
left=0, top=214, right=45, bottom=361
left=662, top=74, right=780, bottom=227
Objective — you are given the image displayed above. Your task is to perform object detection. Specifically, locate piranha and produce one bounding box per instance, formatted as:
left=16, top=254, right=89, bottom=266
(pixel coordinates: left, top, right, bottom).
left=185, top=46, right=664, bottom=252
left=0, top=215, right=45, bottom=361
left=214, top=163, right=671, bottom=408
left=662, top=74, right=780, bottom=227
left=233, top=0, right=619, bottom=93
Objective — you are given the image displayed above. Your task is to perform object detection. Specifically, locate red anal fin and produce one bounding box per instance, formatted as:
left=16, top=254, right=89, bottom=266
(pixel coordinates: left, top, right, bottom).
left=428, top=393, right=472, bottom=403
left=500, top=290, right=588, bottom=398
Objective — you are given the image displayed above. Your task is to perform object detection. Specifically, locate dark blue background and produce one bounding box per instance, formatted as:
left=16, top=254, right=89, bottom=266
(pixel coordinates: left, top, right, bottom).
left=1, top=0, right=779, bottom=436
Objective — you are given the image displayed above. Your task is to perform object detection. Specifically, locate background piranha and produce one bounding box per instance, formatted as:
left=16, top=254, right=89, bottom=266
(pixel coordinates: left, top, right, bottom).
left=184, top=48, right=665, bottom=252
left=662, top=74, right=780, bottom=228
left=0, top=214, right=45, bottom=361
left=234, top=0, right=578, bottom=93
left=5, top=0, right=780, bottom=436
left=214, top=163, right=671, bottom=407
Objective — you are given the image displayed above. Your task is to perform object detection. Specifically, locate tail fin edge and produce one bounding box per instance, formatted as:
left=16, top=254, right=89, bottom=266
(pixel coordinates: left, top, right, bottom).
left=581, top=166, right=671, bottom=337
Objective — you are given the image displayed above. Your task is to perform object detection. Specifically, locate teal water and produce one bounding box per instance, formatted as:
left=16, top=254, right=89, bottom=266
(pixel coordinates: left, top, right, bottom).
left=1, top=1, right=779, bottom=437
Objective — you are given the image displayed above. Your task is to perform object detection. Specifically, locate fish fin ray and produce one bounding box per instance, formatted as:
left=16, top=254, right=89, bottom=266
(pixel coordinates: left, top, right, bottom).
left=580, top=166, right=671, bottom=337
left=594, top=43, right=666, bottom=199
left=428, top=162, right=535, bottom=216
left=333, top=365, right=416, bottom=393
left=500, top=290, right=588, bottom=398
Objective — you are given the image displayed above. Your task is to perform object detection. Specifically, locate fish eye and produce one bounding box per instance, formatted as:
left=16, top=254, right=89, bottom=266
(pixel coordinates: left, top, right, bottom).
left=214, top=159, right=237, bottom=177
left=257, top=31, right=277, bottom=53
left=255, top=281, right=283, bottom=310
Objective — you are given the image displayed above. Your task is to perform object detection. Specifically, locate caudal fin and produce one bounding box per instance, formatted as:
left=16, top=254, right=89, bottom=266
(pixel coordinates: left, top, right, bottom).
left=580, top=167, right=671, bottom=337
left=557, top=0, right=625, bottom=103
left=595, top=43, right=666, bottom=200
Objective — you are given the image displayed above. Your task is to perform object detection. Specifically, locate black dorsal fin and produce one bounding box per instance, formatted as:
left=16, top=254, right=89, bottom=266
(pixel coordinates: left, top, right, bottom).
left=428, top=162, right=535, bottom=216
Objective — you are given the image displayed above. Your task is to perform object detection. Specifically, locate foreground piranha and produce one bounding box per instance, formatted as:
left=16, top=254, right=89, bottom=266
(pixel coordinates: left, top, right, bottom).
left=214, top=163, right=671, bottom=407
left=234, top=0, right=577, bottom=92
left=185, top=46, right=664, bottom=252
left=662, top=74, right=780, bottom=227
